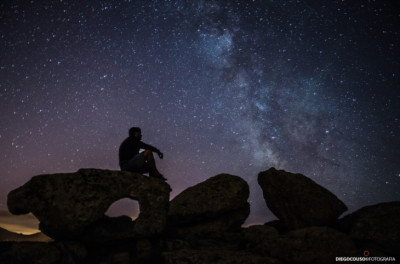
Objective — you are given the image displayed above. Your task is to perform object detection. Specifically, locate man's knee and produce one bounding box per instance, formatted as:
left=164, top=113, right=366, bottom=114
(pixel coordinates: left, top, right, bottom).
left=143, top=149, right=154, bottom=158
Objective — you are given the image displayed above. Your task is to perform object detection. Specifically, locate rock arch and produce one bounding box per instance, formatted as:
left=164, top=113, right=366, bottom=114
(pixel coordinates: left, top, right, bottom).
left=7, top=169, right=171, bottom=241
left=105, top=197, right=140, bottom=220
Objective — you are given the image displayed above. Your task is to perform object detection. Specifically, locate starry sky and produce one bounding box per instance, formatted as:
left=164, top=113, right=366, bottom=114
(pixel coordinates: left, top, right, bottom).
left=1, top=0, right=399, bottom=225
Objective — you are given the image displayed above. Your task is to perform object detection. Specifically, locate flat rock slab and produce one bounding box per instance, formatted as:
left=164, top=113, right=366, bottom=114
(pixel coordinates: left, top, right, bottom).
left=7, top=169, right=171, bottom=240
left=258, top=167, right=347, bottom=229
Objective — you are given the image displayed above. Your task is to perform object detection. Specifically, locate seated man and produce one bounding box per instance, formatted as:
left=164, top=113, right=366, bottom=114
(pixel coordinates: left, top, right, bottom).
left=119, top=127, right=166, bottom=181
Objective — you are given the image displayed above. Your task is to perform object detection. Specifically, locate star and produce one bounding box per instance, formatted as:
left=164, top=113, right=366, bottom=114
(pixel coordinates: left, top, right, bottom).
left=0, top=0, right=399, bottom=226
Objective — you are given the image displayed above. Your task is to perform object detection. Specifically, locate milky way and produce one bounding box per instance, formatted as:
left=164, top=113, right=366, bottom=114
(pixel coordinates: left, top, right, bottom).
left=1, top=0, right=399, bottom=224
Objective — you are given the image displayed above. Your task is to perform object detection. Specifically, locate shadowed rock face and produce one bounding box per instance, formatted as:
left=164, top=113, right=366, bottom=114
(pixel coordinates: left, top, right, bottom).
left=4, top=167, right=399, bottom=264
left=261, top=227, right=356, bottom=264
left=0, top=241, right=86, bottom=264
left=339, top=201, right=400, bottom=242
left=163, top=248, right=281, bottom=264
left=168, top=173, right=250, bottom=234
left=258, top=167, right=347, bottom=229
left=7, top=169, right=171, bottom=240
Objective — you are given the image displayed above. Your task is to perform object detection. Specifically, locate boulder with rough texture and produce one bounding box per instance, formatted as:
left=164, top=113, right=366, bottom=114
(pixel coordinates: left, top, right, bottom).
left=163, top=249, right=282, bottom=264
left=339, top=201, right=400, bottom=242
left=258, top=167, right=347, bottom=229
left=242, top=225, right=279, bottom=245
left=7, top=169, right=171, bottom=240
left=170, top=206, right=250, bottom=236
left=262, top=227, right=356, bottom=264
left=168, top=174, right=250, bottom=233
left=0, top=241, right=86, bottom=264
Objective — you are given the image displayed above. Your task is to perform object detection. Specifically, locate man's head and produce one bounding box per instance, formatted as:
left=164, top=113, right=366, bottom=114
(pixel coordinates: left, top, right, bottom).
left=129, top=127, right=142, bottom=140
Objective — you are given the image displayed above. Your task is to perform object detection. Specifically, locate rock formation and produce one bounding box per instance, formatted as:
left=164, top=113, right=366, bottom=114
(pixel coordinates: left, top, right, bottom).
left=2, top=167, right=399, bottom=264
left=168, top=173, right=250, bottom=235
left=0, top=241, right=86, bottom=264
left=163, top=248, right=280, bottom=264
left=258, top=167, right=347, bottom=229
left=338, top=201, right=400, bottom=242
left=250, top=226, right=357, bottom=264
left=338, top=201, right=400, bottom=258
left=7, top=169, right=171, bottom=241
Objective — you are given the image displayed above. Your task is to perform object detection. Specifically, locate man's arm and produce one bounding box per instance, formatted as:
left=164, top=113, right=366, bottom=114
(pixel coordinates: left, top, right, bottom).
left=139, top=141, right=163, bottom=158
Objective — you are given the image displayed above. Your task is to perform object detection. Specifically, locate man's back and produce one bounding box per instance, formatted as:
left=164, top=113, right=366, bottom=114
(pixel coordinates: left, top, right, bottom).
left=119, top=136, right=140, bottom=166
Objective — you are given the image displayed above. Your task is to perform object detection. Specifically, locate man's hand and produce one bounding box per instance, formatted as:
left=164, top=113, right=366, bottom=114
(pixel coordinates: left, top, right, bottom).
left=158, top=152, right=164, bottom=159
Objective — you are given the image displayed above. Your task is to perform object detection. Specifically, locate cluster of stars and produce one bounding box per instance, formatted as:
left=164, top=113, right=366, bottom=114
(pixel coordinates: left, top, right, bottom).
left=1, top=0, right=399, bottom=223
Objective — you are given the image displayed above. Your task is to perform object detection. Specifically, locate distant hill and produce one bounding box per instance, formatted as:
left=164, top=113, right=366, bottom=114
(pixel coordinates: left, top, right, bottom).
left=0, top=226, right=51, bottom=242
left=0, top=210, right=40, bottom=235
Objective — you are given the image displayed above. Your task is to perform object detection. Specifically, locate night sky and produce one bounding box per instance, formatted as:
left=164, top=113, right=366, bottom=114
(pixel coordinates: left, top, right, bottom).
left=1, top=0, right=399, bottom=225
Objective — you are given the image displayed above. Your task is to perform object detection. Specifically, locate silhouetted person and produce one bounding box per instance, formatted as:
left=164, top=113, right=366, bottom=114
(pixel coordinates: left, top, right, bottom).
left=119, top=127, right=166, bottom=181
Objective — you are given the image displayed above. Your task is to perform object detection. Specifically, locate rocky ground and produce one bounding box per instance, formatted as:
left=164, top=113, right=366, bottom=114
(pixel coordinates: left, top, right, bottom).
left=1, top=168, right=399, bottom=263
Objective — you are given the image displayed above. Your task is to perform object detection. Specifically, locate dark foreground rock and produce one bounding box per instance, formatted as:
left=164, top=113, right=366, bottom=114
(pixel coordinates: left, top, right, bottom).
left=7, top=169, right=171, bottom=241
left=3, top=168, right=399, bottom=263
left=338, top=201, right=400, bottom=258
left=258, top=167, right=347, bottom=229
left=251, top=226, right=356, bottom=264
left=168, top=173, right=250, bottom=235
left=339, top=201, right=400, bottom=242
left=0, top=241, right=86, bottom=264
left=163, top=249, right=282, bottom=264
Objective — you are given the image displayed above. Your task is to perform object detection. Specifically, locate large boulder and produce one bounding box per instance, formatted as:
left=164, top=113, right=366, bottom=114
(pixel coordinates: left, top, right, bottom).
left=7, top=169, right=171, bottom=241
left=0, top=241, right=86, bottom=264
left=262, top=227, right=356, bottom=264
left=258, top=168, right=347, bottom=229
left=339, top=201, right=400, bottom=242
left=242, top=225, right=357, bottom=263
left=242, top=225, right=279, bottom=245
left=163, top=249, right=281, bottom=264
left=168, top=174, right=250, bottom=234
